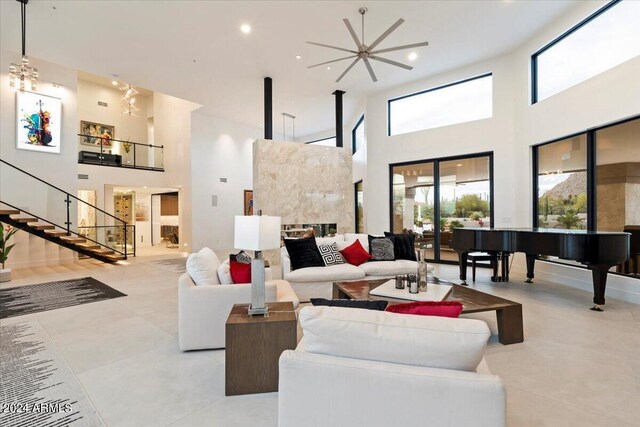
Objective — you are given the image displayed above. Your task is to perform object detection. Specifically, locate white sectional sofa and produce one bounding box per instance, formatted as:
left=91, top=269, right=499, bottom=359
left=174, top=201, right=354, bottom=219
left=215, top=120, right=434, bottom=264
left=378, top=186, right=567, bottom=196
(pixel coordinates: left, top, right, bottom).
left=281, top=233, right=433, bottom=301
left=279, top=306, right=505, bottom=427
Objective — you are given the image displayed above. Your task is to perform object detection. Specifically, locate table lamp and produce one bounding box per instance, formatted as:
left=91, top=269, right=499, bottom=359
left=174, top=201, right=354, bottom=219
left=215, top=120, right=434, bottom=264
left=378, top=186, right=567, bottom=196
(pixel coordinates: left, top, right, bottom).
left=234, top=214, right=282, bottom=316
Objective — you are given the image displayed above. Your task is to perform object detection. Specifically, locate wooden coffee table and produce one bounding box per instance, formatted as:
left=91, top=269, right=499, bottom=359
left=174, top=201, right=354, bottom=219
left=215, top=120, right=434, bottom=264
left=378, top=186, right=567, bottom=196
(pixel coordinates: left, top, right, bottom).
left=333, top=279, right=523, bottom=345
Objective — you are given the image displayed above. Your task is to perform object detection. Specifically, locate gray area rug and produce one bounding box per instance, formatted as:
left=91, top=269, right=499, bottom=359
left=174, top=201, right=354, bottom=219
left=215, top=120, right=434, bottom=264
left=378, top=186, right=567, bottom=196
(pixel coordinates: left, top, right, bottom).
left=0, top=321, right=103, bottom=427
left=0, top=277, right=127, bottom=319
left=146, top=257, right=188, bottom=274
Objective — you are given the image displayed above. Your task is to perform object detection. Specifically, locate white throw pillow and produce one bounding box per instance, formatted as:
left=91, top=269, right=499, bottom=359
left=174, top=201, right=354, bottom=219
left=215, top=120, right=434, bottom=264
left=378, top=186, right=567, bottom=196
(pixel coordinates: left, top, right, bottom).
left=299, top=306, right=490, bottom=372
left=186, top=247, right=221, bottom=286
left=217, top=259, right=234, bottom=284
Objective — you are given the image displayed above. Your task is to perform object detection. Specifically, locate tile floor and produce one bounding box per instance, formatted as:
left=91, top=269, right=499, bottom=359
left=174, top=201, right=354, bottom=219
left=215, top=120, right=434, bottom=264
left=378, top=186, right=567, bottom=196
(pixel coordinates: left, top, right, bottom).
left=2, top=255, right=639, bottom=427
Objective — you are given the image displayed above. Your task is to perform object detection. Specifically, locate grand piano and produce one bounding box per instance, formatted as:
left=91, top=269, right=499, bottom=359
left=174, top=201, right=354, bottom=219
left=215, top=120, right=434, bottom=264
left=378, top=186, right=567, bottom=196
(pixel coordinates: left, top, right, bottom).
left=451, top=228, right=630, bottom=311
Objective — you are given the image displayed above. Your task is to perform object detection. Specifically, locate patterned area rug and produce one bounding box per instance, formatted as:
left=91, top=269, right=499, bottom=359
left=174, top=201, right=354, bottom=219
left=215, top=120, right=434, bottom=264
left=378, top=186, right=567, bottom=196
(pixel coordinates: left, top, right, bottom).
left=0, top=321, right=103, bottom=426
left=146, top=257, right=188, bottom=274
left=0, top=277, right=126, bottom=319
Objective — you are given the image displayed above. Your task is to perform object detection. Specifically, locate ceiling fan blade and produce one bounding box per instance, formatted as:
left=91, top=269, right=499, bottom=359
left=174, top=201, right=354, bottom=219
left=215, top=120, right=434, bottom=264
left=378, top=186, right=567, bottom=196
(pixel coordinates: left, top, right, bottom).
left=368, top=18, right=405, bottom=51
left=308, top=55, right=357, bottom=69
left=363, top=57, right=378, bottom=82
left=370, top=41, right=429, bottom=55
left=343, top=18, right=362, bottom=49
left=370, top=55, right=413, bottom=70
left=306, top=41, right=358, bottom=54
left=336, top=57, right=362, bottom=82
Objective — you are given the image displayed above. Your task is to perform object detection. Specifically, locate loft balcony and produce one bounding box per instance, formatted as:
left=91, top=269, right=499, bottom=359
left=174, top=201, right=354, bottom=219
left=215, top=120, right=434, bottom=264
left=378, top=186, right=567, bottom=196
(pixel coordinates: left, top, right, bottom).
left=77, top=133, right=164, bottom=171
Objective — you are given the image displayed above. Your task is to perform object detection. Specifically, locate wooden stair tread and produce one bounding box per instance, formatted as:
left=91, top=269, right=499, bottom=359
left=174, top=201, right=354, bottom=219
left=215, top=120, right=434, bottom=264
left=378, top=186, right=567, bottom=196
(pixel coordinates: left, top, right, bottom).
left=0, top=209, right=20, bottom=215
left=14, top=217, right=38, bottom=223
left=105, top=254, right=125, bottom=261
left=44, top=230, right=67, bottom=236
left=31, top=224, right=55, bottom=230
left=60, top=236, right=86, bottom=243
left=90, top=248, right=115, bottom=255
left=76, top=242, right=101, bottom=249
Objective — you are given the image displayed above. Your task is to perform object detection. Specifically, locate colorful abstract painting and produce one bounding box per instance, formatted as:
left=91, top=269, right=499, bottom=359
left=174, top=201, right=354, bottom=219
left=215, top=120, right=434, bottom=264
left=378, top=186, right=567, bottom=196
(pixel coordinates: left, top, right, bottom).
left=16, top=91, right=62, bottom=154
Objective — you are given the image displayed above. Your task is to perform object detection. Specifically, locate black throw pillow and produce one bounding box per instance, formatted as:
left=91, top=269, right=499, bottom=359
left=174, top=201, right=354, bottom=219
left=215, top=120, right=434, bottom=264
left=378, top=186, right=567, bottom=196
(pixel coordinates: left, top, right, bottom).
left=284, top=236, right=325, bottom=270
left=310, top=298, right=389, bottom=311
left=368, top=235, right=395, bottom=261
left=384, top=232, right=417, bottom=261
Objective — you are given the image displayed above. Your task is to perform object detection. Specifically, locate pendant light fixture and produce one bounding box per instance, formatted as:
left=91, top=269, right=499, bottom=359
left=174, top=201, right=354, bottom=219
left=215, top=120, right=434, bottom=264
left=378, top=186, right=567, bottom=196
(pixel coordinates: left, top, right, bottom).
left=9, top=0, right=38, bottom=91
left=119, top=83, right=139, bottom=116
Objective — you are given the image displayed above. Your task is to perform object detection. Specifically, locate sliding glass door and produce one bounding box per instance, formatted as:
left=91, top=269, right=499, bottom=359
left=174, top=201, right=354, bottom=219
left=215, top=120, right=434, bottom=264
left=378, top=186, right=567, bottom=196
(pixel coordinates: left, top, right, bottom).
left=391, top=152, right=493, bottom=263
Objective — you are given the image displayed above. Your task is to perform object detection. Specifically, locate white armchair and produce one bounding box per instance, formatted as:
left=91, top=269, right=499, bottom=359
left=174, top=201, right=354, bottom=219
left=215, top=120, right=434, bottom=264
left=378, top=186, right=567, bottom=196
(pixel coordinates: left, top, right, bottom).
left=178, top=247, right=299, bottom=351
left=278, top=306, right=506, bottom=427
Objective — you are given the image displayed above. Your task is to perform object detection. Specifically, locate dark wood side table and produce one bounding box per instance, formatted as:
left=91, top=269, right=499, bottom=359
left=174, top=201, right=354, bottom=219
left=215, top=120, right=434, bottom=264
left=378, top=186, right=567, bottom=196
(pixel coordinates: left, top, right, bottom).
left=225, top=301, right=297, bottom=396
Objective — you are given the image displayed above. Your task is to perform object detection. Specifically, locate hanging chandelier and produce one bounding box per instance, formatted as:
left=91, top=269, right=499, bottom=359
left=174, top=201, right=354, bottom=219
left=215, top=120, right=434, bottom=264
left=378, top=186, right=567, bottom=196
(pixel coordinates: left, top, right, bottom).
left=119, top=83, right=139, bottom=116
left=9, top=0, right=38, bottom=91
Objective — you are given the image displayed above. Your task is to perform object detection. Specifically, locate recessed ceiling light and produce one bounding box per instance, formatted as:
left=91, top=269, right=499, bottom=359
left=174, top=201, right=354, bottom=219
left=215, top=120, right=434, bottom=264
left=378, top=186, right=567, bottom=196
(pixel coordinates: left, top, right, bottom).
left=291, top=100, right=295, bottom=104
left=295, top=55, right=301, bottom=60
left=327, top=66, right=331, bottom=70
left=408, top=52, right=418, bottom=61
left=111, top=80, right=118, bottom=85
left=456, top=163, right=463, bottom=167
left=240, top=24, right=251, bottom=34
left=234, top=116, right=238, bottom=120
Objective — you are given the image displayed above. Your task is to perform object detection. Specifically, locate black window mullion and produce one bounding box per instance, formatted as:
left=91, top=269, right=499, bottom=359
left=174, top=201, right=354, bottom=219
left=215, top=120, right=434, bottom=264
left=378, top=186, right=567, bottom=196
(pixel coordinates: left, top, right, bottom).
left=586, top=131, right=597, bottom=231
left=434, top=160, right=441, bottom=262
left=532, top=146, right=539, bottom=227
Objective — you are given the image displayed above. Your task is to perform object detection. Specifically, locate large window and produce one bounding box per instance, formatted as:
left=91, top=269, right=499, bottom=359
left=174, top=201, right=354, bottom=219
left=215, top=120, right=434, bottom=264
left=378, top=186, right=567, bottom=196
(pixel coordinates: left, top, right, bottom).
left=532, top=0, right=640, bottom=103
left=355, top=181, right=364, bottom=233
left=533, top=116, right=640, bottom=278
left=535, top=135, right=588, bottom=230
left=352, top=115, right=364, bottom=153
left=391, top=153, right=493, bottom=263
left=388, top=74, right=493, bottom=136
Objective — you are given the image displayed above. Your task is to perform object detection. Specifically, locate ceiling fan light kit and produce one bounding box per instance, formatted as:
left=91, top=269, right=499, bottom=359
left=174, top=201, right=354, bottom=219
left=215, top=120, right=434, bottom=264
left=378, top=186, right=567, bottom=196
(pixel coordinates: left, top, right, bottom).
left=307, top=7, right=429, bottom=83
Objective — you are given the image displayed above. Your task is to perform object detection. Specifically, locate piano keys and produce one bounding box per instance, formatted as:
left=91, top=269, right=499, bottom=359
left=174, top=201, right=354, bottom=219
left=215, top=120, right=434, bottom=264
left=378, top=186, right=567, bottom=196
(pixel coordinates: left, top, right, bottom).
left=451, top=228, right=630, bottom=311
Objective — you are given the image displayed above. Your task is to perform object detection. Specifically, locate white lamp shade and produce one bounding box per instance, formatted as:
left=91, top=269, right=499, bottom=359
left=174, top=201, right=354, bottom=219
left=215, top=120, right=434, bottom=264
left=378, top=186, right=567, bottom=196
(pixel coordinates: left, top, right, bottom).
left=234, top=215, right=282, bottom=251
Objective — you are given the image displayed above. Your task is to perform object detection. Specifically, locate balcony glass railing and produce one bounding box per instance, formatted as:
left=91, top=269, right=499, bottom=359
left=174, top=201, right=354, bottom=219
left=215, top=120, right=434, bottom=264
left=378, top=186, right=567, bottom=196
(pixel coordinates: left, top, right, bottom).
left=77, top=134, right=164, bottom=171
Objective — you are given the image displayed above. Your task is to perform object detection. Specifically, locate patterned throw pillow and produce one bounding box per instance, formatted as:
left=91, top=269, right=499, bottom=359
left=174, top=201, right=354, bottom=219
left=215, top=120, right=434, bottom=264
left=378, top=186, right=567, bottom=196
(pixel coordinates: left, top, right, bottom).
left=370, top=238, right=395, bottom=261
left=318, top=243, right=346, bottom=266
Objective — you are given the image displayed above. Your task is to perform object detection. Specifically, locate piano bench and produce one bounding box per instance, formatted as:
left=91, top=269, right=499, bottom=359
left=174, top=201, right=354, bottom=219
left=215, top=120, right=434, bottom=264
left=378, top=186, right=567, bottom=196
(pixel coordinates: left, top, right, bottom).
left=467, top=252, right=497, bottom=282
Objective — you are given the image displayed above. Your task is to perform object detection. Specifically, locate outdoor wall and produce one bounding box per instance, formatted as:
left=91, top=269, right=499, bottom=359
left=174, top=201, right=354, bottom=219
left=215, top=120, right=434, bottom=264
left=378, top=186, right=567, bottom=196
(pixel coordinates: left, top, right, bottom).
left=253, top=139, right=354, bottom=234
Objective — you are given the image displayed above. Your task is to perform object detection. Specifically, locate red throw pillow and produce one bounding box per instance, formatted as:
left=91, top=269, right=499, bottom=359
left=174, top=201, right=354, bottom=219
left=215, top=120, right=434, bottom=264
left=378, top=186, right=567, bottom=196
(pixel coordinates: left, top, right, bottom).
left=340, top=239, right=373, bottom=266
left=385, top=301, right=463, bottom=318
left=229, top=260, right=251, bottom=284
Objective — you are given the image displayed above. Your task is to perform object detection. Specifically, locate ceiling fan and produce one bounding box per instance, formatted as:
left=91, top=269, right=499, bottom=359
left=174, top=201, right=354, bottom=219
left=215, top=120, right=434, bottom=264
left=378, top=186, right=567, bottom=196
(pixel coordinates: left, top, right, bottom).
left=307, top=7, right=429, bottom=83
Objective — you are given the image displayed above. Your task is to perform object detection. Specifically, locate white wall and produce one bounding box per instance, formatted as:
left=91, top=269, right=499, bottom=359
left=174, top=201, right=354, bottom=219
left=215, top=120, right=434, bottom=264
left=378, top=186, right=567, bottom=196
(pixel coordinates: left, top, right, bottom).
left=0, top=52, right=79, bottom=267
left=191, top=113, right=262, bottom=251
left=362, top=1, right=640, bottom=303
left=77, top=79, right=149, bottom=147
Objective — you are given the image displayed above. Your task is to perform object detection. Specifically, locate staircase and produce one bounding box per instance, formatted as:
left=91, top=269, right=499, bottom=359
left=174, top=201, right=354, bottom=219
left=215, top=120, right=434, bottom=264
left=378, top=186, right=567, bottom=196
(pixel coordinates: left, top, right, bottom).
left=1, top=159, right=134, bottom=264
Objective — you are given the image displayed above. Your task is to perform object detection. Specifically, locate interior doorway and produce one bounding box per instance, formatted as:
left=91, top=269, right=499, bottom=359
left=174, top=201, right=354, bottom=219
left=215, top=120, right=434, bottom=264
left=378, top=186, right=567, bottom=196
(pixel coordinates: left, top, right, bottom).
left=111, top=186, right=181, bottom=257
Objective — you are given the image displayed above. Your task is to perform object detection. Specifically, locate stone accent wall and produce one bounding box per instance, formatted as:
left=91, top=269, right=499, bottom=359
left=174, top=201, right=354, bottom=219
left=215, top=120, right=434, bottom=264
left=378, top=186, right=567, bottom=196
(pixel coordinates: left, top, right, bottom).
left=253, top=139, right=354, bottom=235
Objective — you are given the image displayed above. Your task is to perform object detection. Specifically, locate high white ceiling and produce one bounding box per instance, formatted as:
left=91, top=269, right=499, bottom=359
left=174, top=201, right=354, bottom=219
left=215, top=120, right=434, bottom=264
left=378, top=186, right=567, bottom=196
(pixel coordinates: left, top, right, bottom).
left=0, top=0, right=580, bottom=138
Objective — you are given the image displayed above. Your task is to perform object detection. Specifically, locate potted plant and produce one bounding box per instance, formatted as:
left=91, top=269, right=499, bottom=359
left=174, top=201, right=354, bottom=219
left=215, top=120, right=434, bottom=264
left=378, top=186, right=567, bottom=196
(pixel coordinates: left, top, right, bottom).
left=1, top=223, right=18, bottom=282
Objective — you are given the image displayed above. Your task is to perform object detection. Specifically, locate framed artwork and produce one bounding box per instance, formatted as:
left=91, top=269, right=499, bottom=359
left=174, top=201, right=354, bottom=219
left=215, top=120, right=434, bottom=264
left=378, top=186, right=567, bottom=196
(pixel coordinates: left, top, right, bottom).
left=80, top=120, right=114, bottom=147
left=244, top=190, right=254, bottom=216
left=135, top=203, right=149, bottom=221
left=16, top=90, right=62, bottom=154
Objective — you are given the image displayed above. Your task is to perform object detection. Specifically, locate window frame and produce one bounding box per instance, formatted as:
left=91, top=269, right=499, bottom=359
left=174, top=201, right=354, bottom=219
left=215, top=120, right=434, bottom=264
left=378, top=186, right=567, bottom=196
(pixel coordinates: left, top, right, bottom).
left=354, top=180, right=363, bottom=233
left=531, top=113, right=640, bottom=279
left=387, top=72, right=493, bottom=136
left=305, top=136, right=336, bottom=146
left=531, top=0, right=624, bottom=104
left=388, top=151, right=495, bottom=265
left=352, top=115, right=364, bottom=154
